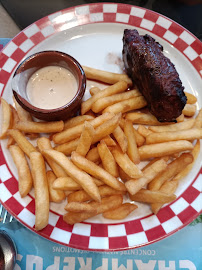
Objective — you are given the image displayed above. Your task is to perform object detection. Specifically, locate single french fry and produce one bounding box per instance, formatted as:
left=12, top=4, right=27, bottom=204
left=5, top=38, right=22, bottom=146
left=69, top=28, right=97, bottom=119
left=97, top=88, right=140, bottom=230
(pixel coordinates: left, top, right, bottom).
left=7, top=135, right=15, bottom=148
left=81, top=81, right=128, bottom=114
left=97, top=140, right=119, bottom=178
left=146, top=128, right=202, bottom=144
left=183, top=104, right=196, bottom=117
left=151, top=180, right=179, bottom=214
left=37, top=137, right=67, bottom=177
left=142, top=156, right=170, bottom=172
left=111, top=147, right=143, bottom=179
left=82, top=66, right=132, bottom=86
left=53, top=176, right=104, bottom=191
left=15, top=120, right=64, bottom=133
left=43, top=149, right=101, bottom=202
left=68, top=184, right=124, bottom=203
left=125, top=159, right=167, bottom=195
left=133, top=129, right=145, bottom=147
left=185, top=92, right=197, bottom=104
left=113, top=126, right=128, bottom=153
left=46, top=171, right=65, bottom=203
left=194, top=109, right=202, bottom=128
left=102, top=135, right=116, bottom=146
left=138, top=140, right=194, bottom=160
left=124, top=120, right=140, bottom=164
left=129, top=189, right=176, bottom=203
left=10, top=105, right=19, bottom=128
left=148, top=153, right=193, bottom=191
left=65, top=202, right=97, bottom=213
left=76, top=121, right=95, bottom=156
left=8, top=129, right=37, bottom=157
left=92, top=113, right=121, bottom=144
left=13, top=96, right=32, bottom=121
left=103, top=96, right=147, bottom=114
left=86, top=147, right=100, bottom=163
left=71, top=151, right=126, bottom=191
left=9, top=145, right=33, bottom=197
left=137, top=125, right=153, bottom=137
left=54, top=138, right=79, bottom=156
left=30, top=152, right=49, bottom=231
left=92, top=89, right=141, bottom=113
left=125, top=112, right=184, bottom=125
left=64, top=195, right=123, bottom=225
left=64, top=115, right=94, bottom=129
left=53, top=176, right=82, bottom=191
left=89, top=87, right=101, bottom=96
left=53, top=112, right=114, bottom=144
left=103, top=203, right=138, bottom=220
left=0, top=98, right=12, bottom=139
left=172, top=140, right=200, bottom=182
left=148, top=119, right=195, bottom=132
left=118, top=166, right=131, bottom=182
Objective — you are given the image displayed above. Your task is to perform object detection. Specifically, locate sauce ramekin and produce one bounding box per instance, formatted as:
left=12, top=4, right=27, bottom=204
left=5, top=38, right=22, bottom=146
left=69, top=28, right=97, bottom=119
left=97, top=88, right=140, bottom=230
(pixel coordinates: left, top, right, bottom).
left=12, top=51, right=86, bottom=121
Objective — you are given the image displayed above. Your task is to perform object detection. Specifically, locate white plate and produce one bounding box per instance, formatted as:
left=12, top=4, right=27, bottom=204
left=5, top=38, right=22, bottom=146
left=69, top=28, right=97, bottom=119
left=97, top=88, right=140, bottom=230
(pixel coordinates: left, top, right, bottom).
left=0, top=3, right=201, bottom=251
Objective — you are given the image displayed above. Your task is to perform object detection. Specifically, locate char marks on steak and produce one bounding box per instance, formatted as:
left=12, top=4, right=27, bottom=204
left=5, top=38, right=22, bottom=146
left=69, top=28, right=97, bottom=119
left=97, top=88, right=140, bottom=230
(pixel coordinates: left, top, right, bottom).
left=122, top=29, right=187, bottom=122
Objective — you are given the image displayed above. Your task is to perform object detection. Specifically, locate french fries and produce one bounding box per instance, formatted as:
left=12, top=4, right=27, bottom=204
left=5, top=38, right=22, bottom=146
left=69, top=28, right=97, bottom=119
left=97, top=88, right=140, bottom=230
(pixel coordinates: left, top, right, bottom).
left=91, top=89, right=141, bottom=113
left=146, top=128, right=202, bottom=144
left=148, top=153, right=193, bottom=191
left=64, top=195, right=123, bottom=225
left=76, top=121, right=95, bottom=156
left=86, top=147, right=100, bottom=163
left=125, top=112, right=184, bottom=125
left=8, top=129, right=37, bottom=157
left=37, top=137, right=67, bottom=177
left=30, top=152, right=49, bottom=231
left=15, top=120, right=64, bottom=133
left=194, top=108, right=202, bottom=128
left=71, top=151, right=126, bottom=191
left=65, top=202, right=97, bottom=213
left=113, top=126, right=128, bottom=153
left=125, top=159, right=167, bottom=195
left=129, top=189, right=176, bottom=204
left=53, top=112, right=113, bottom=144
left=64, top=115, right=94, bottom=129
left=103, top=203, right=137, bottom=220
left=182, top=104, right=196, bottom=117
left=138, top=140, right=194, bottom=160
left=149, top=119, right=195, bottom=132
left=103, top=96, right=147, bottom=114
left=46, top=171, right=65, bottom=203
left=68, top=185, right=125, bottom=203
left=151, top=179, right=179, bottom=214
left=97, top=140, right=119, bottom=177
left=124, top=120, right=140, bottom=164
left=9, top=145, right=33, bottom=197
left=111, top=147, right=143, bottom=178
left=82, top=66, right=132, bottom=86
left=43, top=149, right=101, bottom=202
left=92, top=113, right=121, bottom=144
left=13, top=96, right=32, bottom=122
left=81, top=81, right=128, bottom=115
left=1, top=66, right=201, bottom=229
left=185, top=92, right=197, bottom=104
left=0, top=98, right=12, bottom=139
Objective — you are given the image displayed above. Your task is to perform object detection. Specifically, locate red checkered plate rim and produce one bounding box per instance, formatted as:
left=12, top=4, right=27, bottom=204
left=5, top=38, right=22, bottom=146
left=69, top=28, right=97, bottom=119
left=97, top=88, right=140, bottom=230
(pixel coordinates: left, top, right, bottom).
left=0, top=3, right=201, bottom=251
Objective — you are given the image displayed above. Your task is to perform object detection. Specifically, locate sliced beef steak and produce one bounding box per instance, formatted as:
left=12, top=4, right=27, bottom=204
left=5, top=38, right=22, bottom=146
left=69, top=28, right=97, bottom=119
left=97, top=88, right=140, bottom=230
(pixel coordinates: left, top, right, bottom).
left=122, top=29, right=187, bottom=122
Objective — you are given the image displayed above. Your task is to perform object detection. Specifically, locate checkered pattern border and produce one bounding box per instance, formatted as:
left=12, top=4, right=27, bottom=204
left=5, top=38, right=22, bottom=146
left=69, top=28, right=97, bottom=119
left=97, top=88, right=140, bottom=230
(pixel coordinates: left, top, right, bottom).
left=0, top=3, right=201, bottom=251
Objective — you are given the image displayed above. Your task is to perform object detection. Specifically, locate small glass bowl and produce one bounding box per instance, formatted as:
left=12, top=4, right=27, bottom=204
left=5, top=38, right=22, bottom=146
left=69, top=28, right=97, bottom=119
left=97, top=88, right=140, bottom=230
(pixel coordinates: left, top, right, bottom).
left=12, top=51, right=86, bottom=121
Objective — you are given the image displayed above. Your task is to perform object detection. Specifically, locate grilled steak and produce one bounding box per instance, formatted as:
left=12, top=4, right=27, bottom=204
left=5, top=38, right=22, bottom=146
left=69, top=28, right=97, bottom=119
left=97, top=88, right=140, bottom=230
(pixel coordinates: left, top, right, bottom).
left=122, top=29, right=187, bottom=122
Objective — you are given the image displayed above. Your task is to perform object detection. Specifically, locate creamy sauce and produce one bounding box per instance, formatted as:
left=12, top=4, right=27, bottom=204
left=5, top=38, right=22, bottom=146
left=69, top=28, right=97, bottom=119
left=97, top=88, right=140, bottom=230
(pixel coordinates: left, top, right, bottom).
left=26, top=66, right=78, bottom=109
